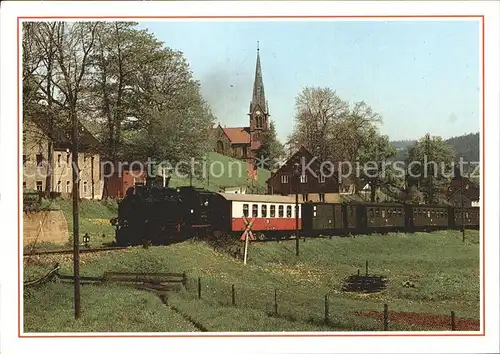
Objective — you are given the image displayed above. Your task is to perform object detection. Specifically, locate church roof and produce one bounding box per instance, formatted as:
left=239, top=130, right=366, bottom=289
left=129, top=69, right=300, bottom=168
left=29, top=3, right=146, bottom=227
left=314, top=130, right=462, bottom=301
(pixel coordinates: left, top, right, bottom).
left=222, top=127, right=251, bottom=144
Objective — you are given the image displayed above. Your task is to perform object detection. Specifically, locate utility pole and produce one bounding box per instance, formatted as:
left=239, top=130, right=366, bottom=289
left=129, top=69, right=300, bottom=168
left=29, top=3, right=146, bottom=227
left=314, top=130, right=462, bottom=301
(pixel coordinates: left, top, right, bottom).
left=71, top=114, right=81, bottom=319
left=294, top=162, right=300, bottom=256
left=425, top=133, right=432, bottom=204
left=90, top=155, right=95, bottom=200
left=461, top=173, right=465, bottom=242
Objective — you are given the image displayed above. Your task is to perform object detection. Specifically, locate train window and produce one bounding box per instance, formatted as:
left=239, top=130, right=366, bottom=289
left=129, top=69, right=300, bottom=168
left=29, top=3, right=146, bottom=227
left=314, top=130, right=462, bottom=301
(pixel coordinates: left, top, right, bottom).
left=381, top=210, right=386, bottom=218
left=270, top=205, right=276, bottom=217
left=375, top=209, right=380, bottom=217
left=397, top=209, right=402, bottom=216
left=243, top=204, right=249, bottom=217
left=466, top=212, right=469, bottom=218
left=286, top=206, right=292, bottom=218
left=427, top=211, right=431, bottom=218
left=369, top=209, right=374, bottom=217
left=252, top=204, right=258, bottom=217
left=278, top=205, right=284, bottom=218
left=261, top=204, right=267, bottom=218
left=349, top=207, right=354, bottom=216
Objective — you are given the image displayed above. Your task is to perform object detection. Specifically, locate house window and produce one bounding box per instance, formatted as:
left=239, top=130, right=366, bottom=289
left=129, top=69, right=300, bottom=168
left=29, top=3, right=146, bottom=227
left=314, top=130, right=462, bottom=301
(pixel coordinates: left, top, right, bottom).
left=23, top=181, right=27, bottom=189
left=36, top=181, right=43, bottom=191
left=66, top=181, right=71, bottom=193
left=318, top=175, right=325, bottom=183
left=56, top=181, right=61, bottom=192
left=319, top=193, right=325, bottom=202
left=286, top=205, right=292, bottom=218
left=57, top=154, right=61, bottom=167
left=261, top=204, right=267, bottom=218
left=66, top=154, right=70, bottom=166
left=243, top=204, right=249, bottom=217
left=278, top=205, right=284, bottom=218
left=36, top=154, right=43, bottom=166
left=300, top=174, right=307, bottom=183
left=252, top=204, right=258, bottom=217
left=270, top=205, right=276, bottom=218
left=302, top=193, right=308, bottom=202
left=281, top=175, right=289, bottom=184
left=83, top=181, right=88, bottom=194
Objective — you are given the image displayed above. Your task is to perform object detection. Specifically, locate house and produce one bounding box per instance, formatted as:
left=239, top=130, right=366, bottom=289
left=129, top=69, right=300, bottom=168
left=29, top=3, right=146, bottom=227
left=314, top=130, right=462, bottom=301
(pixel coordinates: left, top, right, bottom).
left=214, top=45, right=270, bottom=179
left=446, top=173, right=480, bottom=207
left=266, top=146, right=341, bottom=203
left=23, top=119, right=102, bottom=199
left=105, top=167, right=148, bottom=199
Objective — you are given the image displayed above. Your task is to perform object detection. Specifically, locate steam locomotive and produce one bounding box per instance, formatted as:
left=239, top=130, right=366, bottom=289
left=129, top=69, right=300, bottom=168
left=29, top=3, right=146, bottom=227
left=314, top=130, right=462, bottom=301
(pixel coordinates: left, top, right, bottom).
left=110, top=183, right=480, bottom=246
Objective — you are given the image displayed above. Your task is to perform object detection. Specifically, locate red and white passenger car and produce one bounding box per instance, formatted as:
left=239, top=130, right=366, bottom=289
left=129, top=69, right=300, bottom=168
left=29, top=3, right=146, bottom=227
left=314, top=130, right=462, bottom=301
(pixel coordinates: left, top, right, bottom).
left=218, top=193, right=302, bottom=239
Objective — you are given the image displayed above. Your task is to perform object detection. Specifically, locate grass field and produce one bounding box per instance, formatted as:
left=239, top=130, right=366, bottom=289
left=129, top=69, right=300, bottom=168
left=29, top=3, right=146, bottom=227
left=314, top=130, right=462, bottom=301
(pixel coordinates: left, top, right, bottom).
left=23, top=230, right=480, bottom=332
left=168, top=152, right=271, bottom=193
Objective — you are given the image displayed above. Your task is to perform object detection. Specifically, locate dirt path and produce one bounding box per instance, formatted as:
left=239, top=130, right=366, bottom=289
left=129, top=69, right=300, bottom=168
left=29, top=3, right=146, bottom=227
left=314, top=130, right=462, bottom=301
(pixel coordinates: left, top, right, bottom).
left=355, top=311, right=480, bottom=331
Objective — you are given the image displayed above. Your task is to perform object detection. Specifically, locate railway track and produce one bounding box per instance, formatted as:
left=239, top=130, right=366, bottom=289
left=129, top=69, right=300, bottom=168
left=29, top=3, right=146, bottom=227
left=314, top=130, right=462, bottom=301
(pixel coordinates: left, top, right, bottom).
left=23, top=246, right=128, bottom=257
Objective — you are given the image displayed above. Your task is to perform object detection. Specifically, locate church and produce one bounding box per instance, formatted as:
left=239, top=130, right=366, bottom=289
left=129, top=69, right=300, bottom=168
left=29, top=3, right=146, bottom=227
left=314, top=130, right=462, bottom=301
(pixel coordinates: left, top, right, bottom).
left=214, top=45, right=269, bottom=165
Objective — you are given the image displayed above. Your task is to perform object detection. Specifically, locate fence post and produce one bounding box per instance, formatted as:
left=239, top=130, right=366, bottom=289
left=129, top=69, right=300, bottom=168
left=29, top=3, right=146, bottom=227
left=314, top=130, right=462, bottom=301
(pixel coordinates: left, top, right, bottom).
left=274, top=289, right=278, bottom=316
left=232, top=284, right=236, bottom=306
left=324, top=294, right=329, bottom=324
left=451, top=311, right=456, bottom=331
left=383, top=303, right=389, bottom=331
left=366, top=260, right=369, bottom=277
left=357, top=269, right=360, bottom=276
left=198, top=277, right=201, bottom=299
left=182, top=272, right=187, bottom=288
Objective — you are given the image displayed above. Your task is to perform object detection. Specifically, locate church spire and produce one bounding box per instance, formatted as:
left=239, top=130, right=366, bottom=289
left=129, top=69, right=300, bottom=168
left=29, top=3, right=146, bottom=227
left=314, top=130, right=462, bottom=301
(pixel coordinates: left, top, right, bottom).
left=251, top=42, right=266, bottom=114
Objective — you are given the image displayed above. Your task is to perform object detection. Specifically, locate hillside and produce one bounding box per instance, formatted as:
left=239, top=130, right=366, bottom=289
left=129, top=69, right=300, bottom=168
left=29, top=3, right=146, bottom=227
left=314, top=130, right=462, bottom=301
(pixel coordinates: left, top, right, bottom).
left=389, top=133, right=480, bottom=165
left=168, top=151, right=271, bottom=194
left=445, top=133, right=479, bottom=163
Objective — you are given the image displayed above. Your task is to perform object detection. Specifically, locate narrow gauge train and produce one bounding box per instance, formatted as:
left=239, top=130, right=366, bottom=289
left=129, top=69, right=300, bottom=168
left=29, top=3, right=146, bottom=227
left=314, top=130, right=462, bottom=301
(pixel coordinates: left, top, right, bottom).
left=111, top=186, right=480, bottom=246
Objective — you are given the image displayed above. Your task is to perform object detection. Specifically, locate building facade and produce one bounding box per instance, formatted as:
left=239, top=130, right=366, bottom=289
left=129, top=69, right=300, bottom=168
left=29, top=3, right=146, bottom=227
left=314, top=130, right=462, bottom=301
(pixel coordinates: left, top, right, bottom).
left=23, top=120, right=103, bottom=199
left=446, top=174, right=480, bottom=207
left=266, top=146, right=341, bottom=202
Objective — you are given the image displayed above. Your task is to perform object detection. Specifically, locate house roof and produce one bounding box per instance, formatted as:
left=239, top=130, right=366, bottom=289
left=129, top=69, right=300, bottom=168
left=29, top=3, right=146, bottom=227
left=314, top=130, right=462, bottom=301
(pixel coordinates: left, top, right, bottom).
left=222, top=127, right=251, bottom=144
left=266, top=145, right=333, bottom=183
left=26, top=118, right=101, bottom=153
left=446, top=176, right=480, bottom=201
left=218, top=192, right=298, bottom=203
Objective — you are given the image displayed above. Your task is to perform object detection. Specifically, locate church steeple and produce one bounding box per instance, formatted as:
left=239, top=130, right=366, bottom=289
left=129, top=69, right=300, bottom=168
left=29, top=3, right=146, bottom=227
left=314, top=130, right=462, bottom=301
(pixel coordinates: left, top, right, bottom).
left=250, top=41, right=267, bottom=115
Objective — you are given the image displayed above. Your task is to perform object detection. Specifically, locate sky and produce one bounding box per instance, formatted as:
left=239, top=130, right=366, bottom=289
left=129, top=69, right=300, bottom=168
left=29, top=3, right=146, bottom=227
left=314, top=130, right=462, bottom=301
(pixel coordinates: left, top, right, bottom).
left=139, top=20, right=480, bottom=142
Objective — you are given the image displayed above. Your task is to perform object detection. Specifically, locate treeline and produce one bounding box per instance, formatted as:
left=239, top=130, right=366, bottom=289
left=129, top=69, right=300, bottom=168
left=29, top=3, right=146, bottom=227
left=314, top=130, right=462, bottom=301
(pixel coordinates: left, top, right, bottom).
left=287, top=87, right=478, bottom=204
left=445, top=133, right=479, bottom=163
left=22, top=22, right=215, bottom=197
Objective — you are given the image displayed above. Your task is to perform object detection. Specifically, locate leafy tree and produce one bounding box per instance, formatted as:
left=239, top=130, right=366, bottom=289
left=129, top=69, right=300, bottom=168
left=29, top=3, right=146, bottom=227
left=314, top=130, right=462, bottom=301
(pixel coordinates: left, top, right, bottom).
left=357, top=128, right=397, bottom=202
left=407, top=134, right=456, bottom=204
left=255, top=120, right=284, bottom=171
